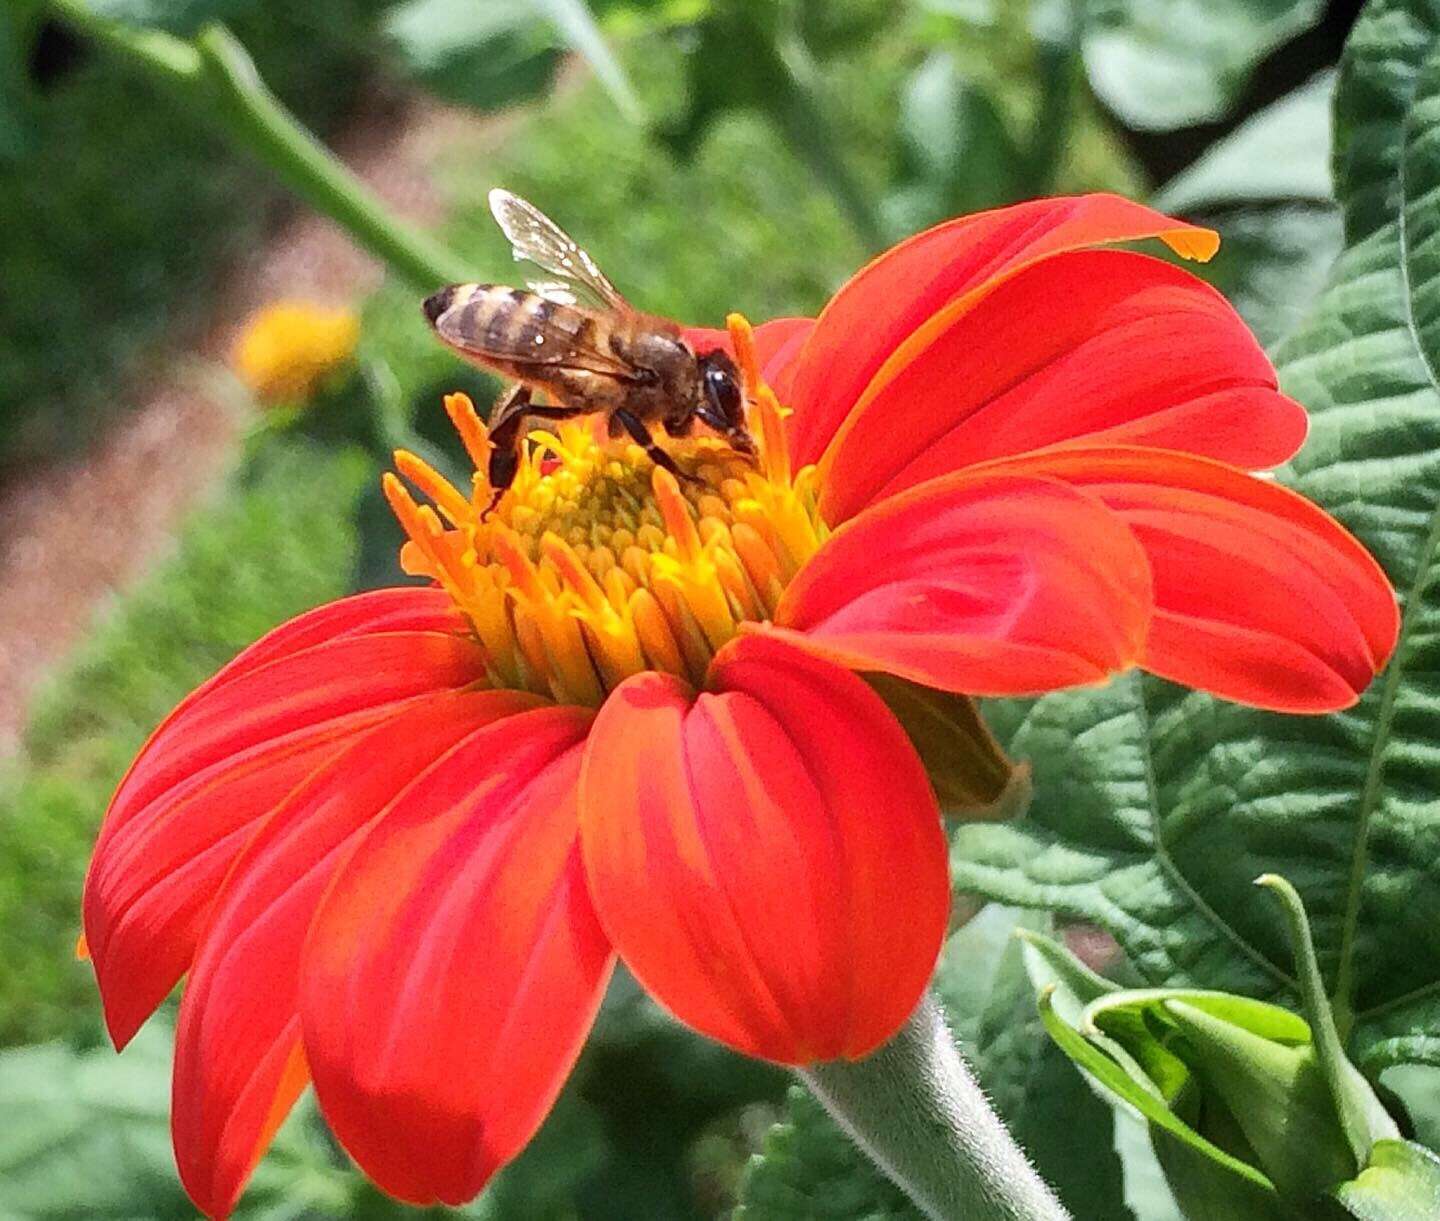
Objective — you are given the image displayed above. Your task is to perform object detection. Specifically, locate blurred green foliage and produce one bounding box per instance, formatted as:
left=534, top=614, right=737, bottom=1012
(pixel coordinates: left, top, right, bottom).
left=0, top=0, right=394, bottom=472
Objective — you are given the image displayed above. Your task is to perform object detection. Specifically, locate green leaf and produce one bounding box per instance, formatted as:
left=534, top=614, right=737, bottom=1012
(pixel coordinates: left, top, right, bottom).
left=954, top=0, right=1440, bottom=1110
left=883, top=49, right=1022, bottom=234
left=1353, top=990, right=1440, bottom=1074
left=1038, top=991, right=1278, bottom=1195
left=735, top=1084, right=917, bottom=1220
left=1180, top=206, right=1344, bottom=349
left=1148, top=71, right=1340, bottom=351
left=85, top=0, right=259, bottom=36
left=1083, top=0, right=1323, bottom=131
left=534, top=0, right=643, bottom=122
left=1163, top=999, right=1358, bottom=1200
left=383, top=0, right=561, bottom=114
left=1256, top=875, right=1400, bottom=1162
left=1334, top=1140, right=1440, bottom=1220
left=0, top=1, right=40, bottom=161
left=658, top=2, right=884, bottom=248
left=1153, top=72, right=1335, bottom=212
left=1112, top=1110, right=1187, bottom=1221
left=0, top=1022, right=350, bottom=1218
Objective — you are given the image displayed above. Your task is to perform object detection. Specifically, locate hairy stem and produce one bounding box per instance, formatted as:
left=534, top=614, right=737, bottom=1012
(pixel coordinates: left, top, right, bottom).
left=799, top=996, right=1070, bottom=1221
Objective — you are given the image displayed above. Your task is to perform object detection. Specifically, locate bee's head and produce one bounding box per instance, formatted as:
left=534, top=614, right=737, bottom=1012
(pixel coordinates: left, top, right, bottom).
left=695, top=350, right=755, bottom=456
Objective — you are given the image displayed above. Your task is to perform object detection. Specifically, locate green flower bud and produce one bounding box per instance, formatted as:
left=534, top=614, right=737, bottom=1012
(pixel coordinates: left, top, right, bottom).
left=1160, top=997, right=1356, bottom=1203
left=1030, top=877, right=1438, bottom=1221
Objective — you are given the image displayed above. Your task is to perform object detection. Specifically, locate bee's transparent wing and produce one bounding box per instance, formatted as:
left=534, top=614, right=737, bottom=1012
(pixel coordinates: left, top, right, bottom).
left=489, top=189, right=626, bottom=311
left=526, top=280, right=580, bottom=306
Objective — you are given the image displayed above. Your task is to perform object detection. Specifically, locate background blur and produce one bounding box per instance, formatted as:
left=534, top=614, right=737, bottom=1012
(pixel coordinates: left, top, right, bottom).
left=0, top=0, right=1365, bottom=1216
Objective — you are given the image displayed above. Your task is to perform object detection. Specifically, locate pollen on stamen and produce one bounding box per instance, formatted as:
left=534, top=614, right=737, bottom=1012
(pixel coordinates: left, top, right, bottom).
left=386, top=377, right=828, bottom=704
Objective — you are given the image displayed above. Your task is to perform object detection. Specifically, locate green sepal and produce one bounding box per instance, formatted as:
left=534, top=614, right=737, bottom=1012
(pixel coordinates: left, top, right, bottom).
left=1256, top=875, right=1401, bottom=1162
left=1037, top=989, right=1279, bottom=1195
left=1161, top=998, right=1357, bottom=1203
left=869, top=676, right=1031, bottom=820
left=1015, top=929, right=1118, bottom=1013
left=1334, top=1139, right=1440, bottom=1220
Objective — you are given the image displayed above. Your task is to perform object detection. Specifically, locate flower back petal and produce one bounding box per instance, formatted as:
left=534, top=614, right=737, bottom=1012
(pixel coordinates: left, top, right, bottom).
left=84, top=626, right=485, bottom=1047
left=300, top=706, right=610, bottom=1208
left=786, top=195, right=1218, bottom=467
left=819, top=250, right=1307, bottom=523
left=578, top=636, right=949, bottom=1065
left=979, top=447, right=1399, bottom=711
left=172, top=689, right=542, bottom=1219
left=772, top=472, right=1153, bottom=696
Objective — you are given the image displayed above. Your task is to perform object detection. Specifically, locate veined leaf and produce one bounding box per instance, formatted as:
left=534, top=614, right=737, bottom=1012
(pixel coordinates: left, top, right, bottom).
left=1153, top=72, right=1335, bottom=212
left=1083, top=0, right=1323, bottom=131
left=1334, top=1139, right=1440, bottom=1219
left=0, top=1021, right=349, bottom=1217
left=954, top=0, right=1440, bottom=1085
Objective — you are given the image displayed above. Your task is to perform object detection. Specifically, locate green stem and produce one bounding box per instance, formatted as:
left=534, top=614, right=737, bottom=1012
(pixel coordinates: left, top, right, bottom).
left=47, top=3, right=466, bottom=289
left=799, top=996, right=1070, bottom=1221
left=191, top=25, right=464, bottom=288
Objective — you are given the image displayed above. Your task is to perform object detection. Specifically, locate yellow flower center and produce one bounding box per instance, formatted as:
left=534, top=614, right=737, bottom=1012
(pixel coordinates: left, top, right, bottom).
left=385, top=315, right=827, bottom=705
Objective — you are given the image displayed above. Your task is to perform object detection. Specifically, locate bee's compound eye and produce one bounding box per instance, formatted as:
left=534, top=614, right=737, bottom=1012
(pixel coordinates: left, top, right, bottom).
left=703, top=363, right=743, bottom=425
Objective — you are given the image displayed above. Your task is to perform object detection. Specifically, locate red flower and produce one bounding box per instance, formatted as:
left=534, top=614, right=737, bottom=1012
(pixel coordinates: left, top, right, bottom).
left=83, top=195, right=1398, bottom=1217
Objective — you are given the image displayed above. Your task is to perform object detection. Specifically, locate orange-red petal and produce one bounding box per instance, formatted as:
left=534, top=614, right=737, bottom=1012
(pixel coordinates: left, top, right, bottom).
left=818, top=250, right=1307, bottom=523
left=577, top=634, right=949, bottom=1065
left=785, top=194, right=1219, bottom=468
left=171, top=689, right=542, bottom=1219
left=771, top=472, right=1153, bottom=696
left=300, top=705, right=609, bottom=1208
left=194, top=587, right=465, bottom=691
left=84, top=622, right=486, bottom=1048
left=977, top=447, right=1399, bottom=711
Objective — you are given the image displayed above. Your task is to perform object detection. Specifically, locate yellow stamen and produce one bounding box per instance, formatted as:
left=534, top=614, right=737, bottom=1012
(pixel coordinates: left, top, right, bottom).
left=653, top=467, right=704, bottom=564
left=387, top=319, right=828, bottom=704
left=443, top=393, right=493, bottom=476
left=727, top=312, right=761, bottom=402
left=630, top=587, right=685, bottom=674
left=393, top=451, right=472, bottom=526
left=755, top=385, right=792, bottom=488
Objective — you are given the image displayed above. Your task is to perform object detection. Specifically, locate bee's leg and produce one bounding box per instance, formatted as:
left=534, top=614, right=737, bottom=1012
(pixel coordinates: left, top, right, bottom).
left=614, top=409, right=697, bottom=483
left=662, top=405, right=697, bottom=437
left=482, top=384, right=532, bottom=518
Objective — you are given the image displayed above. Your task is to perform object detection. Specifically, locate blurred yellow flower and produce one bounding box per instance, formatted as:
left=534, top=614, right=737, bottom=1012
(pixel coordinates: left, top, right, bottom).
left=232, top=301, right=360, bottom=404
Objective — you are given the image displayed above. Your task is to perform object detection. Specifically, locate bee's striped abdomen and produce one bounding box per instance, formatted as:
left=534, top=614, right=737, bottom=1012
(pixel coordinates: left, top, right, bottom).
left=422, top=283, right=594, bottom=363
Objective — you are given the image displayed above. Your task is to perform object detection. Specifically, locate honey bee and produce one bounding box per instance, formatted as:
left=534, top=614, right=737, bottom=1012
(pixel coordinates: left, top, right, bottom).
left=423, top=190, right=754, bottom=514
